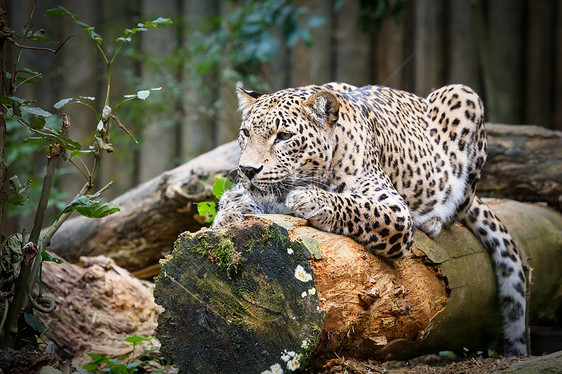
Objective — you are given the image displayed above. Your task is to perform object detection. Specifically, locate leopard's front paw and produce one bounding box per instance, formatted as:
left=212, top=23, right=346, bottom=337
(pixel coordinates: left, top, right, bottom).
left=285, top=189, right=332, bottom=231
left=418, top=217, right=442, bottom=238
left=212, top=209, right=244, bottom=228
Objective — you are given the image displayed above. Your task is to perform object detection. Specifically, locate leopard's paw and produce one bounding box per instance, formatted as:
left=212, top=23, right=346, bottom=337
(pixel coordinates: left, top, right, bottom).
left=418, top=217, right=442, bottom=238
left=212, top=209, right=244, bottom=228
left=285, top=189, right=332, bottom=231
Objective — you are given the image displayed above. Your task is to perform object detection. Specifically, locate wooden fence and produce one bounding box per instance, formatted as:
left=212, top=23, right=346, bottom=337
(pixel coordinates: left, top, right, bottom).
left=4, top=0, right=561, bottom=231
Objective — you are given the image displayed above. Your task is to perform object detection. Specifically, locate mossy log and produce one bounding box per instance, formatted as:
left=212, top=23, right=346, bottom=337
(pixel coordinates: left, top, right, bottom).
left=154, top=200, right=562, bottom=373
left=45, top=124, right=561, bottom=274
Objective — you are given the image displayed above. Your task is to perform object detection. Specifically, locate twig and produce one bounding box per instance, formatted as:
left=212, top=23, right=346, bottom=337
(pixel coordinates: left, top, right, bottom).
left=111, top=114, right=138, bottom=144
left=7, top=34, right=74, bottom=54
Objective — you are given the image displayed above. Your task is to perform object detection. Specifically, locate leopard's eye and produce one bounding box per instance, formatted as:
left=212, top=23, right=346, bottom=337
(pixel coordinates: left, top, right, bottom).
left=241, top=128, right=250, bottom=137
left=275, top=131, right=293, bottom=143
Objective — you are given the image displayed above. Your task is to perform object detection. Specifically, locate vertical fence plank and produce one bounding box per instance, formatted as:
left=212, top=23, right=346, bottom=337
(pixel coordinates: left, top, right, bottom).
left=525, top=0, right=556, bottom=129
left=413, top=0, right=446, bottom=96
left=334, top=0, right=371, bottom=86
left=182, top=0, right=219, bottom=159
left=448, top=0, right=481, bottom=94
left=291, top=0, right=332, bottom=86
left=555, top=1, right=562, bottom=130
left=137, top=0, right=179, bottom=183
left=376, top=15, right=409, bottom=90
left=486, top=0, right=525, bottom=124
left=56, top=0, right=99, bottom=194
left=216, top=1, right=243, bottom=147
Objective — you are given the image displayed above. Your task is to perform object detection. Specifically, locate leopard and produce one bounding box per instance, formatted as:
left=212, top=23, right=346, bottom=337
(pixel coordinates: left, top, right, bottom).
left=213, top=82, right=528, bottom=357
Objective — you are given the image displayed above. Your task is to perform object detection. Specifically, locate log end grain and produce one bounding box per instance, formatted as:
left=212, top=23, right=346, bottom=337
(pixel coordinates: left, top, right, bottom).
left=155, top=219, right=323, bottom=373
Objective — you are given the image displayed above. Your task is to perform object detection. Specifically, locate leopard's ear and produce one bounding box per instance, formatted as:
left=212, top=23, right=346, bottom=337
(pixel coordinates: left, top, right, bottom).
left=236, top=87, right=263, bottom=117
left=304, top=91, right=339, bottom=127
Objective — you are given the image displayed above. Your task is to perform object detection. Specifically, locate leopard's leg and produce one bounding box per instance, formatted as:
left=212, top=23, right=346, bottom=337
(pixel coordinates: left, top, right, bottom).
left=285, top=178, right=414, bottom=259
left=459, top=196, right=527, bottom=357
left=213, top=183, right=262, bottom=228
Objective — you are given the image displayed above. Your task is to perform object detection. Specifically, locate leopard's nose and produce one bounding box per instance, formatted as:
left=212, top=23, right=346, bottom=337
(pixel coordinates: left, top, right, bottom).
left=239, top=165, right=263, bottom=180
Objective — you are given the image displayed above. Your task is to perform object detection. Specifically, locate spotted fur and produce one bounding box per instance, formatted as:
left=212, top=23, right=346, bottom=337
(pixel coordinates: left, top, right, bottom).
left=214, top=82, right=527, bottom=356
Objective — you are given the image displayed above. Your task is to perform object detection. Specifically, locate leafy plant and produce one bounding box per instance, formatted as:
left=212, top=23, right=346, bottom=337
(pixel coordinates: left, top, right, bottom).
left=0, top=2, right=171, bottom=349
left=196, top=176, right=234, bottom=223
left=82, top=335, right=170, bottom=373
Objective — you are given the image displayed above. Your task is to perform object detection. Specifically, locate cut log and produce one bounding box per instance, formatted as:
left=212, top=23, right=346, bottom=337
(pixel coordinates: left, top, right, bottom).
left=154, top=200, right=562, bottom=373
left=480, top=124, right=562, bottom=210
left=46, top=124, right=561, bottom=273
left=37, top=256, right=160, bottom=365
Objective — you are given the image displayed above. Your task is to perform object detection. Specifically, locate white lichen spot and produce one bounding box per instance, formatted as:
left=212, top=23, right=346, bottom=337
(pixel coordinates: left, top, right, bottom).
left=294, top=265, right=312, bottom=282
left=287, top=248, right=294, bottom=255
left=270, top=363, right=283, bottom=374
left=301, top=291, right=307, bottom=298
left=286, top=355, right=302, bottom=371
left=280, top=350, right=295, bottom=362
left=308, top=287, right=316, bottom=295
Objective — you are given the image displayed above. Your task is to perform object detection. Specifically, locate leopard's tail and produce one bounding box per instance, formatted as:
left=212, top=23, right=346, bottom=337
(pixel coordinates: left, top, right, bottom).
left=460, top=196, right=528, bottom=357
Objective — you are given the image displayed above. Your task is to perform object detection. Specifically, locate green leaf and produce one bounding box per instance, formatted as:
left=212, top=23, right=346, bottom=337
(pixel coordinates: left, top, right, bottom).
left=45, top=6, right=73, bottom=17
left=195, top=201, right=216, bottom=223
left=53, top=98, right=73, bottom=109
left=77, top=201, right=120, bottom=218
left=136, top=90, right=150, bottom=100
left=212, top=176, right=234, bottom=200
left=41, top=250, right=64, bottom=264
left=82, top=362, right=100, bottom=371
left=150, top=17, right=173, bottom=26
left=117, top=334, right=154, bottom=346
left=19, top=67, right=41, bottom=76
left=29, top=116, right=46, bottom=129
left=109, top=364, right=129, bottom=374
left=24, top=312, right=47, bottom=334
left=62, top=196, right=120, bottom=218
left=54, top=96, right=96, bottom=110
left=69, top=149, right=93, bottom=158
left=125, top=362, right=142, bottom=369
left=122, top=87, right=161, bottom=101
left=21, top=106, right=52, bottom=117
left=56, top=135, right=82, bottom=151
left=118, top=17, right=172, bottom=42
left=46, top=6, right=103, bottom=45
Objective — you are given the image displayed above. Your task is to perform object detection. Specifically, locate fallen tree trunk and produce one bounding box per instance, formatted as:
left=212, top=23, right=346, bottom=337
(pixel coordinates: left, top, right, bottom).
left=37, top=256, right=161, bottom=365
left=480, top=124, right=562, bottom=210
left=46, top=124, right=561, bottom=273
left=46, top=142, right=239, bottom=272
left=154, top=200, right=562, bottom=373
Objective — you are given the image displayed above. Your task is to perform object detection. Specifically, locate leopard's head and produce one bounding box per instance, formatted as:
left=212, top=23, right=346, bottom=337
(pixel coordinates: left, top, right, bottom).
left=235, top=87, right=339, bottom=192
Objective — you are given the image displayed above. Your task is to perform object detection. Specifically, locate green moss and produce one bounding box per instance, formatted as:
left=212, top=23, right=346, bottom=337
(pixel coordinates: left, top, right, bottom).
left=246, top=223, right=290, bottom=252
left=191, top=233, right=242, bottom=275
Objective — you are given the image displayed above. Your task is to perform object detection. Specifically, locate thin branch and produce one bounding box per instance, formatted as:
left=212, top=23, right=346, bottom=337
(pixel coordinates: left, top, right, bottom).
left=111, top=114, right=138, bottom=144
left=7, top=34, right=74, bottom=54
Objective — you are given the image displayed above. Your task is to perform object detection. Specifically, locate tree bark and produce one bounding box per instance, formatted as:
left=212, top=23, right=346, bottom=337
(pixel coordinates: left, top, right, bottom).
left=38, top=256, right=160, bottom=365
left=480, top=124, right=562, bottom=210
left=45, top=124, right=561, bottom=274
left=154, top=200, right=562, bottom=373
